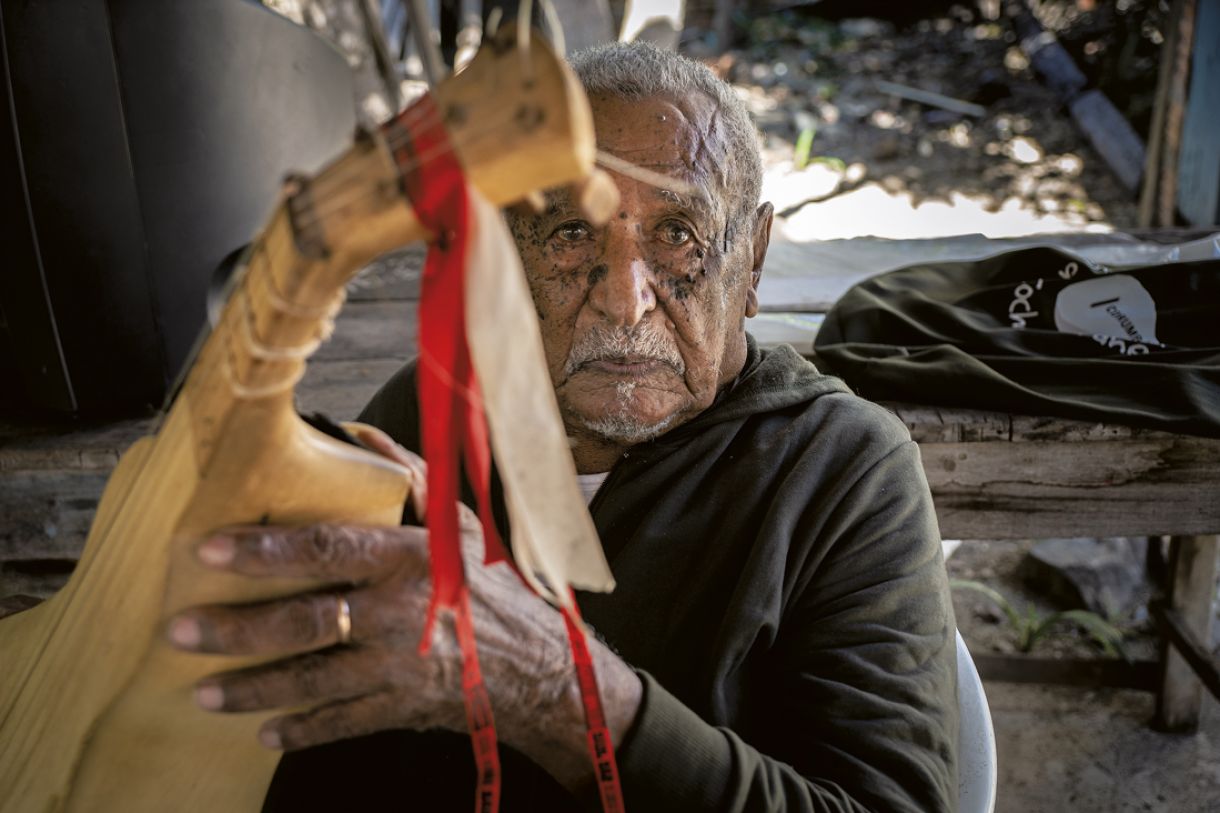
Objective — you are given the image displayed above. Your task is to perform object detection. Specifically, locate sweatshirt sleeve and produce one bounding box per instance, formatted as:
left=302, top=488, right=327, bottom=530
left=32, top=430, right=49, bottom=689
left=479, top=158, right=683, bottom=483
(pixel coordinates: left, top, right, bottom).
left=609, top=439, right=959, bottom=813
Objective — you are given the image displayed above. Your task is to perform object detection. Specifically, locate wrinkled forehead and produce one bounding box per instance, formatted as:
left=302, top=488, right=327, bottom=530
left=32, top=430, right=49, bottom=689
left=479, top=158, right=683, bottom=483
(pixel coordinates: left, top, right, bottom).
left=589, top=92, right=730, bottom=198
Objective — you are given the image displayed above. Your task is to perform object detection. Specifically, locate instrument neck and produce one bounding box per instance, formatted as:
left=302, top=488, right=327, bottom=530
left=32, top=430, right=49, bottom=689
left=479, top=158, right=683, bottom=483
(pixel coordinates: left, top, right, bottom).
left=176, top=134, right=426, bottom=473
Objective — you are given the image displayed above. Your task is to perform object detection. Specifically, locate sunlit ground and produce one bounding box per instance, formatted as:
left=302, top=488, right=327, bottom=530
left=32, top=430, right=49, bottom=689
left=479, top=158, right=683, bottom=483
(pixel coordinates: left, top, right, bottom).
left=721, top=9, right=1139, bottom=245
left=755, top=110, right=1123, bottom=242
left=772, top=176, right=1115, bottom=242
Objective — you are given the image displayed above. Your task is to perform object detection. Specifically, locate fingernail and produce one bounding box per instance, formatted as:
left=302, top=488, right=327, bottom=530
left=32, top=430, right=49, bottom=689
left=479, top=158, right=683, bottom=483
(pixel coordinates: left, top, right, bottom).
left=168, top=617, right=202, bottom=648
left=259, top=726, right=282, bottom=750
left=198, top=536, right=235, bottom=567
left=195, top=683, right=224, bottom=710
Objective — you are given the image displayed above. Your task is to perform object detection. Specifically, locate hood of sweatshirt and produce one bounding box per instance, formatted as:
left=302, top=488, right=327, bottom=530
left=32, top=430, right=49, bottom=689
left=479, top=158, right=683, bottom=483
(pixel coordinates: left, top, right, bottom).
left=646, top=333, right=853, bottom=443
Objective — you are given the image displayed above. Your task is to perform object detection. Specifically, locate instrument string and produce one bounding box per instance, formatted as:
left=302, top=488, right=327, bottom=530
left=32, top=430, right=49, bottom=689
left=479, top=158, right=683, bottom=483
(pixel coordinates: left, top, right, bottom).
left=418, top=345, right=483, bottom=409
left=219, top=343, right=306, bottom=400
left=235, top=284, right=329, bottom=362
left=254, top=251, right=347, bottom=322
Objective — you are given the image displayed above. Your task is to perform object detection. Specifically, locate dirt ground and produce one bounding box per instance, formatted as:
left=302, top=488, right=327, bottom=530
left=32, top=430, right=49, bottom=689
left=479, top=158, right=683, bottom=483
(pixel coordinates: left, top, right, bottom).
left=987, top=682, right=1219, bottom=812
left=950, top=540, right=1220, bottom=811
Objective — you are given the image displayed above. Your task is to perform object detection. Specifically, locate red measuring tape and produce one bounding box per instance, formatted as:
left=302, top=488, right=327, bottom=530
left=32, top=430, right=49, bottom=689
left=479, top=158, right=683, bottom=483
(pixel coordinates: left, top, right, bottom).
left=390, top=94, right=625, bottom=813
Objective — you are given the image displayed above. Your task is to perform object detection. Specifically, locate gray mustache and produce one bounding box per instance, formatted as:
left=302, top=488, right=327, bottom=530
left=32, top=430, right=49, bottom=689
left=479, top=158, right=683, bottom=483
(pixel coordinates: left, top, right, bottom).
left=564, top=325, right=685, bottom=376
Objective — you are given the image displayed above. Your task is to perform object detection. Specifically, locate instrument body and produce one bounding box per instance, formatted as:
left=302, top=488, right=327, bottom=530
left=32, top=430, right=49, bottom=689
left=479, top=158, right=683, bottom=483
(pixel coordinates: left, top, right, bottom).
left=0, top=28, right=595, bottom=811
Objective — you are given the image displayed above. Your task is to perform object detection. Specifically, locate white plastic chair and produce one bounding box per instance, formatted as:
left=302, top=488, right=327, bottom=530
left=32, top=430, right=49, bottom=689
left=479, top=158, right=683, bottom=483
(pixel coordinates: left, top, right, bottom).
left=956, top=630, right=998, bottom=813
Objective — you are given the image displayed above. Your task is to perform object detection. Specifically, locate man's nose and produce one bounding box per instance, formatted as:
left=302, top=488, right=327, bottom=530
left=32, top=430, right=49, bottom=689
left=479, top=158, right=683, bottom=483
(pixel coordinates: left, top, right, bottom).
left=588, top=233, right=657, bottom=327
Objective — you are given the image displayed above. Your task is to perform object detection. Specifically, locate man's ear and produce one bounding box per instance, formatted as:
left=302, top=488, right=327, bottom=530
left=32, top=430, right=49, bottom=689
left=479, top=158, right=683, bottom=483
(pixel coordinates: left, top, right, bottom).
left=745, top=202, right=774, bottom=319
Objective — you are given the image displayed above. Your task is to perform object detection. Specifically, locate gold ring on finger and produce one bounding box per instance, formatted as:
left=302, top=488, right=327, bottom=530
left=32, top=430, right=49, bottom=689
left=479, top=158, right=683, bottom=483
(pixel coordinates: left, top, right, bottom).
left=335, top=595, right=353, bottom=645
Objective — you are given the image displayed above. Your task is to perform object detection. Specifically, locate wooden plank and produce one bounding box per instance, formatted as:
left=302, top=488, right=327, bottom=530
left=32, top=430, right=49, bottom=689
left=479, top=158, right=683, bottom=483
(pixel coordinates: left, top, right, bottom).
left=1006, top=414, right=1154, bottom=442
left=1159, top=0, right=1199, bottom=226
left=1177, top=0, right=1220, bottom=226
left=297, top=357, right=407, bottom=420
left=0, top=470, right=109, bottom=561
left=314, top=300, right=417, bottom=362
left=1155, top=535, right=1220, bottom=731
left=920, top=437, right=1220, bottom=539
left=1152, top=600, right=1220, bottom=703
left=346, top=244, right=423, bottom=302
left=887, top=403, right=1185, bottom=445
left=0, top=417, right=153, bottom=472
left=874, top=79, right=986, bottom=118
left=887, top=404, right=1011, bottom=444
left=1140, top=0, right=1189, bottom=226
left=973, top=653, right=1160, bottom=691
left=0, top=469, right=111, bottom=598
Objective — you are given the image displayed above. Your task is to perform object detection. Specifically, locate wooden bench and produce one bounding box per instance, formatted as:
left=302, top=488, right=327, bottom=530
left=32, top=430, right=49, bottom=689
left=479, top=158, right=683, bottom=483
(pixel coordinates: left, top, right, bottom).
left=887, top=404, right=1220, bottom=731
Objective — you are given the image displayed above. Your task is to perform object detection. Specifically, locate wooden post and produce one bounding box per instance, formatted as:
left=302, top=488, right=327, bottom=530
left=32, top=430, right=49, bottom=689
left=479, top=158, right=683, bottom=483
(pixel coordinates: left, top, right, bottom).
left=713, top=0, right=735, bottom=51
left=1139, top=0, right=1187, bottom=227
left=359, top=0, right=404, bottom=111
left=1157, top=0, right=1198, bottom=226
left=406, top=0, right=446, bottom=87
left=1176, top=0, right=1220, bottom=226
left=1155, top=535, right=1220, bottom=732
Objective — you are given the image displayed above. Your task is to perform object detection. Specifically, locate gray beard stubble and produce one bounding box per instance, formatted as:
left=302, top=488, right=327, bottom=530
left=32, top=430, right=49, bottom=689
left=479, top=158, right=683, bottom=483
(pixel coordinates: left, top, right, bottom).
left=563, top=323, right=685, bottom=444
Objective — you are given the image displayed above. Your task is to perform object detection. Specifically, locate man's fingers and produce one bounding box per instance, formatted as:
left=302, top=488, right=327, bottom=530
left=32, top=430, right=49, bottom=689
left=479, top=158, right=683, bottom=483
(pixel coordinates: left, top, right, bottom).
left=347, top=424, right=428, bottom=520
left=259, top=692, right=420, bottom=751
left=167, top=592, right=353, bottom=656
left=346, top=424, right=419, bottom=468
left=194, top=646, right=391, bottom=713
left=196, top=523, right=428, bottom=581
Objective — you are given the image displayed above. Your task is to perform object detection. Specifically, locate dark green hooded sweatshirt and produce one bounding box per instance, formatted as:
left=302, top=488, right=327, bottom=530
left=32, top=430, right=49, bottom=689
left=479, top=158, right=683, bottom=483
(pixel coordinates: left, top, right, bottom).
left=265, top=336, right=959, bottom=812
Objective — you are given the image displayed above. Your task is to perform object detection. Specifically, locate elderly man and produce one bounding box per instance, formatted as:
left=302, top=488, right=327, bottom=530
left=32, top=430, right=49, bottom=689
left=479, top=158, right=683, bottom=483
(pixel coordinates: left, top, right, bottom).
left=167, top=42, right=958, bottom=811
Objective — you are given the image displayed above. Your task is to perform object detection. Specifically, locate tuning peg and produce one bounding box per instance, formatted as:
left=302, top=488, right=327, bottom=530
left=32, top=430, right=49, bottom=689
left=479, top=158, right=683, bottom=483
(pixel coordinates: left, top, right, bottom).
left=571, top=169, right=619, bottom=226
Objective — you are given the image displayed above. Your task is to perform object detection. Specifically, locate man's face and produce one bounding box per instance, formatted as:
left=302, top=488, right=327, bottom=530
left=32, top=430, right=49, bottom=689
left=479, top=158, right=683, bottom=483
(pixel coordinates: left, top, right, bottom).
left=510, top=92, right=770, bottom=447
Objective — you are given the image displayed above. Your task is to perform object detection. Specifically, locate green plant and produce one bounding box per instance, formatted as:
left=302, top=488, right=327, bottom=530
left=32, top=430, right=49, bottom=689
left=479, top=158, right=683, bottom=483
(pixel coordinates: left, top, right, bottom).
left=950, top=579, right=1128, bottom=658
left=793, top=126, right=816, bottom=170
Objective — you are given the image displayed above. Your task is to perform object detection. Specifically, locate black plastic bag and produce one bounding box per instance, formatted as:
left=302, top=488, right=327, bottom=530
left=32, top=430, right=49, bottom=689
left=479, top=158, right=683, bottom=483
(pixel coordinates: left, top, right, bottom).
left=813, top=245, right=1220, bottom=437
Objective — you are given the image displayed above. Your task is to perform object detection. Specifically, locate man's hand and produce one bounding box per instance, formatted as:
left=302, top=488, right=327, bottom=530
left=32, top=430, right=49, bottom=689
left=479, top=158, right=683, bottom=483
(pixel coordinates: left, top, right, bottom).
left=165, top=431, right=641, bottom=791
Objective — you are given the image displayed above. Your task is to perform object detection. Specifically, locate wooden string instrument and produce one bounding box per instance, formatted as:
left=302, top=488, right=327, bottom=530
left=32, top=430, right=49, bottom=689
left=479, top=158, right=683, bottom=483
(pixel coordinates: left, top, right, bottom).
left=0, top=28, right=608, bottom=811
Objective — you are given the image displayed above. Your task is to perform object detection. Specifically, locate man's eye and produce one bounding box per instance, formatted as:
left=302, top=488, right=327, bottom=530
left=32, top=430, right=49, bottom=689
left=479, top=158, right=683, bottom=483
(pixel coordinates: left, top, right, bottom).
left=553, top=222, right=591, bottom=243
left=659, top=221, right=692, bottom=246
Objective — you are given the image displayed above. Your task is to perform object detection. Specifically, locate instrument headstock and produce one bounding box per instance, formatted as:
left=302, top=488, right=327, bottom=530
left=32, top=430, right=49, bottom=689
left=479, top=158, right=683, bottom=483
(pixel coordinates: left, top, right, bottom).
left=387, top=25, right=595, bottom=210
left=290, top=27, right=616, bottom=285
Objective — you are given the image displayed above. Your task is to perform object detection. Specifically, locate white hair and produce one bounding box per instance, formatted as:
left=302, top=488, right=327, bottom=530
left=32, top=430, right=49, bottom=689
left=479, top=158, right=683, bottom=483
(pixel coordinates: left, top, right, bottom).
left=568, top=41, right=764, bottom=224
